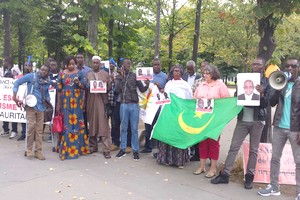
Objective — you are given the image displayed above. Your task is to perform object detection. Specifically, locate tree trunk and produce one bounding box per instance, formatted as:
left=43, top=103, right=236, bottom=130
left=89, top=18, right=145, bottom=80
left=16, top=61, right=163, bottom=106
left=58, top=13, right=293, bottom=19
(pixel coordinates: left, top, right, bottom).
left=257, top=1, right=276, bottom=144
left=3, top=8, right=11, bottom=58
left=154, top=0, right=161, bottom=59
left=192, top=0, right=202, bottom=66
left=257, top=16, right=276, bottom=61
left=168, top=33, right=174, bottom=72
left=108, top=18, right=114, bottom=58
left=18, top=22, right=25, bottom=69
left=168, top=0, right=176, bottom=72
left=257, top=0, right=276, bottom=62
left=87, top=0, right=100, bottom=62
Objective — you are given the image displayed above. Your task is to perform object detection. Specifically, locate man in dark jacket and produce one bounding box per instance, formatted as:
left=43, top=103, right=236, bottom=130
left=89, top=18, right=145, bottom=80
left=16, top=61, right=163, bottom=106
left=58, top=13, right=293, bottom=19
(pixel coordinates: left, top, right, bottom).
left=211, top=57, right=269, bottom=189
left=258, top=58, right=300, bottom=200
left=114, top=58, right=149, bottom=161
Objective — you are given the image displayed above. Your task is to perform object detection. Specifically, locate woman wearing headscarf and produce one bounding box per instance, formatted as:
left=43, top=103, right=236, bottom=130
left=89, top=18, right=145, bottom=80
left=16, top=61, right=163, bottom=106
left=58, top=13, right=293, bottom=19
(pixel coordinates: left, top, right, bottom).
left=156, top=64, right=193, bottom=168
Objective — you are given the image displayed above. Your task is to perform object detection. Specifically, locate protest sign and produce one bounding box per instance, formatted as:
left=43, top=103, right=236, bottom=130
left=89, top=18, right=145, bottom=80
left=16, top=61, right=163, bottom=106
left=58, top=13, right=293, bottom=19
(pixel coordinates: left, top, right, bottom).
left=243, top=141, right=295, bottom=185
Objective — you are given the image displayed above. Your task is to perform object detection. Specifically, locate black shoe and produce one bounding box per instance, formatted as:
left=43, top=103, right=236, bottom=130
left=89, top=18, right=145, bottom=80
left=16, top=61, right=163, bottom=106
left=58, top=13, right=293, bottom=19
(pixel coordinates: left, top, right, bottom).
left=115, top=150, right=126, bottom=159
left=140, top=149, right=152, bottom=153
left=244, top=173, right=254, bottom=189
left=211, top=172, right=229, bottom=184
left=190, top=155, right=200, bottom=161
left=17, top=135, right=26, bottom=141
left=133, top=152, right=140, bottom=161
left=153, top=152, right=157, bottom=159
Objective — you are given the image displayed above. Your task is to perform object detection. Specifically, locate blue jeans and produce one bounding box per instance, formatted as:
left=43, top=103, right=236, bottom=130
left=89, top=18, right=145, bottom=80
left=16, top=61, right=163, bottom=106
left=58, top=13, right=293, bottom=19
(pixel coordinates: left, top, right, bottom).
left=111, top=102, right=131, bottom=147
left=21, top=123, right=26, bottom=137
left=2, top=121, right=18, bottom=132
left=120, top=103, right=139, bottom=152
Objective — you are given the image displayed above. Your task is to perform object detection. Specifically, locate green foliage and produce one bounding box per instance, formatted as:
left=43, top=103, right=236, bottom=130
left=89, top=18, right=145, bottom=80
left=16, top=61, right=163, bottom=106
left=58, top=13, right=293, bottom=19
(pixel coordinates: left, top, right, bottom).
left=0, top=0, right=299, bottom=74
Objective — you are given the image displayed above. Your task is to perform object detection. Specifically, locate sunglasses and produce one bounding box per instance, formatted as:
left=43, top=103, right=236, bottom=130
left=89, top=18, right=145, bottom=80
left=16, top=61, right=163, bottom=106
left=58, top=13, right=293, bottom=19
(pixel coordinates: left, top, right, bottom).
left=285, top=64, right=299, bottom=68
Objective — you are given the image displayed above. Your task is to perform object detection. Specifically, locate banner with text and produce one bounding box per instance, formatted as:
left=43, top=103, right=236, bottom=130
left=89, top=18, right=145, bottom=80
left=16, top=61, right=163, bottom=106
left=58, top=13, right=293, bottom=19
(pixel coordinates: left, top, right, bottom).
left=0, top=78, right=27, bottom=123
left=243, top=141, right=295, bottom=185
left=0, top=78, right=56, bottom=123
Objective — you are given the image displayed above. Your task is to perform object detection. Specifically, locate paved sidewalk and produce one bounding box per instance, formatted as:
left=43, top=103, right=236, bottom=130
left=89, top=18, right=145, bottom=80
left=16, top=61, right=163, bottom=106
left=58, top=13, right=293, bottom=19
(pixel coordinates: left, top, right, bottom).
left=0, top=120, right=291, bottom=200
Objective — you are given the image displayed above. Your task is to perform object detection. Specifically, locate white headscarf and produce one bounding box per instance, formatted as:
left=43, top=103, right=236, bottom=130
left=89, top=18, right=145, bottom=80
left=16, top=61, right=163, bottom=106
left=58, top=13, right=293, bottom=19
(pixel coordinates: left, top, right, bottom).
left=92, top=56, right=101, bottom=62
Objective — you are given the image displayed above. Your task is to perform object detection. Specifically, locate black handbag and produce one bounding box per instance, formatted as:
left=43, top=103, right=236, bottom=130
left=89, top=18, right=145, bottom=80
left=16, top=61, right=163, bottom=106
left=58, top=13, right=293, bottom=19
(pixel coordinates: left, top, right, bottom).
left=44, top=100, right=54, bottom=122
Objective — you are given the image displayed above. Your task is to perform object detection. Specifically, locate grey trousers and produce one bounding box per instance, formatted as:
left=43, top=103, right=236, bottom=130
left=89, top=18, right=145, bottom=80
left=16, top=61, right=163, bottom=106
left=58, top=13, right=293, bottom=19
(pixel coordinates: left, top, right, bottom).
left=223, top=121, right=264, bottom=175
left=270, top=126, right=300, bottom=195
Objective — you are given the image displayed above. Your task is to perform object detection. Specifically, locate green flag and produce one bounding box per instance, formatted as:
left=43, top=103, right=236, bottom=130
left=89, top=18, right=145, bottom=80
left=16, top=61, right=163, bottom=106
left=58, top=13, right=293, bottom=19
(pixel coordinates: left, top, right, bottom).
left=152, top=93, right=243, bottom=149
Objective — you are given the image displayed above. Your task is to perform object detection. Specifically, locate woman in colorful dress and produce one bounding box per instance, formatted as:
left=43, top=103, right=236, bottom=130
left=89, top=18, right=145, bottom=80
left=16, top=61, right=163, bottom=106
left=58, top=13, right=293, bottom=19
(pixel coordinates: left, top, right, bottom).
left=193, top=64, right=230, bottom=177
left=56, top=55, right=89, bottom=160
left=156, top=65, right=192, bottom=168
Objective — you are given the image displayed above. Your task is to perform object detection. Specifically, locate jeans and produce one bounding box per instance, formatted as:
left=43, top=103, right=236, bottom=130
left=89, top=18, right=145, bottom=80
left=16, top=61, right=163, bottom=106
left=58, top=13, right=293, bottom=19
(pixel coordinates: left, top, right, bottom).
left=21, top=123, right=26, bottom=137
left=111, top=102, right=131, bottom=147
left=223, top=121, right=264, bottom=175
left=270, top=127, right=300, bottom=194
left=120, top=103, right=139, bottom=152
left=2, top=121, right=18, bottom=132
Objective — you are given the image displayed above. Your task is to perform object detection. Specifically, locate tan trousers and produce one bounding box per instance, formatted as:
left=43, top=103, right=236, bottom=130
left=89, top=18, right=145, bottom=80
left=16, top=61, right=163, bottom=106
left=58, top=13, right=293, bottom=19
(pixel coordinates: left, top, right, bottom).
left=89, top=135, right=111, bottom=153
left=26, top=107, right=44, bottom=152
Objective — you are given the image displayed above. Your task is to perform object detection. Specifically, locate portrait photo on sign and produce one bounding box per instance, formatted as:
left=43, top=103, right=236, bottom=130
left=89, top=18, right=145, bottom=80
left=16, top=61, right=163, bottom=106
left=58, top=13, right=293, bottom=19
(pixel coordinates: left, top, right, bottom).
left=196, top=98, right=214, bottom=113
left=136, top=67, right=153, bottom=81
left=155, top=91, right=171, bottom=105
left=237, top=73, right=260, bottom=106
left=90, top=80, right=107, bottom=93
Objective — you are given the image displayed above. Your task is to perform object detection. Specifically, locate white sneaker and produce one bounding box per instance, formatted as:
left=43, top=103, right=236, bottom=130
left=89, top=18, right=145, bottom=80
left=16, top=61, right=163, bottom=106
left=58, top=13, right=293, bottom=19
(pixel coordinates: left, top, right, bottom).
left=9, top=131, right=18, bottom=139
left=0, top=131, right=10, bottom=136
left=258, top=184, right=280, bottom=197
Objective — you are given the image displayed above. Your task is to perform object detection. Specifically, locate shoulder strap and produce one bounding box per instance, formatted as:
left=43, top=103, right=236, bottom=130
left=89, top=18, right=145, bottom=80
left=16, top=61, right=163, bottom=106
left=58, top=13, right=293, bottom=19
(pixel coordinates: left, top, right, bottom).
left=29, top=73, right=36, bottom=94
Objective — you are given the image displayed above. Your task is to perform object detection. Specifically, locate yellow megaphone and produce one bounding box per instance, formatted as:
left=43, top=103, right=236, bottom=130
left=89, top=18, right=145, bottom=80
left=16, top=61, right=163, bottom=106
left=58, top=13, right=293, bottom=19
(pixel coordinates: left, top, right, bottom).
left=265, top=64, right=280, bottom=78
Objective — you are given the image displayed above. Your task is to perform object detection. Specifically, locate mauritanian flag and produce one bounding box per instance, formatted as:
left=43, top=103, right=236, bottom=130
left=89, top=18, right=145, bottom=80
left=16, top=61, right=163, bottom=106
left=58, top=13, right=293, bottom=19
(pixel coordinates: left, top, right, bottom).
left=152, top=93, right=243, bottom=149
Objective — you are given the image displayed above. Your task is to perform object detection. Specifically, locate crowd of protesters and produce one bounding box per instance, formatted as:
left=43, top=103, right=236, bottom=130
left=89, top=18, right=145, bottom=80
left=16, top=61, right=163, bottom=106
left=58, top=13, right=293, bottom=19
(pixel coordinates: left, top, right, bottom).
left=1, top=54, right=300, bottom=200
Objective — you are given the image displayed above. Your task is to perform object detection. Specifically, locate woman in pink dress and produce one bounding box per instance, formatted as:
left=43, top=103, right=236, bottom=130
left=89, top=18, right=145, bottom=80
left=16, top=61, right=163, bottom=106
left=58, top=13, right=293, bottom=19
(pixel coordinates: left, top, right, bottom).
left=193, top=65, right=230, bottom=177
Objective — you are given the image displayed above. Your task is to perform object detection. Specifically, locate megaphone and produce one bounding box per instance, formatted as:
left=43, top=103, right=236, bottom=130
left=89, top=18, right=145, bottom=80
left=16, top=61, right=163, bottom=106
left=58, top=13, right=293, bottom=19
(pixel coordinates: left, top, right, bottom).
left=269, top=71, right=291, bottom=90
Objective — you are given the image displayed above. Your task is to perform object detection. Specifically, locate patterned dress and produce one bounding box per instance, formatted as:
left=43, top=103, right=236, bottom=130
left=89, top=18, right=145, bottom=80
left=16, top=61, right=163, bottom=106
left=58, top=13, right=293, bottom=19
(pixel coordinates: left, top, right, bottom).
left=57, top=71, right=89, bottom=160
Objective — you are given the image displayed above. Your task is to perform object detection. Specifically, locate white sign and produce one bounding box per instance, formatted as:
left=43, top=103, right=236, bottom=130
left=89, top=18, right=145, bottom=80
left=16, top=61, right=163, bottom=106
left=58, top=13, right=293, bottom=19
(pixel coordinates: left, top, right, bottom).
left=89, top=80, right=107, bottom=93
left=0, top=78, right=56, bottom=123
left=0, top=78, right=27, bottom=122
left=237, top=73, right=260, bottom=106
left=136, top=67, right=153, bottom=81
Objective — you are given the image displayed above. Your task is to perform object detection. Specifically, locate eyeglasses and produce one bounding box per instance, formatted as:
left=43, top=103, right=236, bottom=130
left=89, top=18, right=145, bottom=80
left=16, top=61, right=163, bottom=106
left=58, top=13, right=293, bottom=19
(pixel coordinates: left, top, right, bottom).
left=203, top=71, right=211, bottom=75
left=286, top=64, right=299, bottom=68
left=252, top=63, right=263, bottom=67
